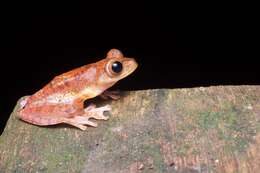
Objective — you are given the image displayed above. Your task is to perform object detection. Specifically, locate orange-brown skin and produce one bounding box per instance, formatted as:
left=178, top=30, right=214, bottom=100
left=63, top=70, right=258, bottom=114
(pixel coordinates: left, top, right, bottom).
left=18, top=49, right=138, bottom=130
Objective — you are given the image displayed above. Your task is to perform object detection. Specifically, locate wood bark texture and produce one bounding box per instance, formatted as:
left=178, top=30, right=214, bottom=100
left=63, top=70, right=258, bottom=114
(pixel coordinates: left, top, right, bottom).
left=0, top=86, right=260, bottom=173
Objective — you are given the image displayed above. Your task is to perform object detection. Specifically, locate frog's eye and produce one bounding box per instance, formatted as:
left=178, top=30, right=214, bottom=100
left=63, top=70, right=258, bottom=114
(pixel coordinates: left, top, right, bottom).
left=106, top=60, right=123, bottom=77
left=112, top=61, right=123, bottom=73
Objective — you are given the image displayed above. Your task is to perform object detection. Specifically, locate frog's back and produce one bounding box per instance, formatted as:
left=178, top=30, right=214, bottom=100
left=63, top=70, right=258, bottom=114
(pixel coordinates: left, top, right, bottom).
left=26, top=64, right=98, bottom=105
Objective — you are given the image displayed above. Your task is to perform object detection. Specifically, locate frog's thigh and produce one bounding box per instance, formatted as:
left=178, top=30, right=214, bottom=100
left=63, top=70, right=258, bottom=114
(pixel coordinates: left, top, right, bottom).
left=18, top=104, right=79, bottom=126
left=19, top=111, right=88, bottom=130
left=19, top=111, right=65, bottom=126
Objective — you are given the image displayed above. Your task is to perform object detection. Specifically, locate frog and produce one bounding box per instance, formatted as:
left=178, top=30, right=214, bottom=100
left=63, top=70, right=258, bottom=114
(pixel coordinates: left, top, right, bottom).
left=17, top=49, right=138, bottom=130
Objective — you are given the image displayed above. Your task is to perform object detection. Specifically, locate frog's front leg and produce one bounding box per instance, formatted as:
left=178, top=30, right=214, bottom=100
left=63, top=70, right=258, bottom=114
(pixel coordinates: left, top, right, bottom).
left=100, top=90, right=120, bottom=100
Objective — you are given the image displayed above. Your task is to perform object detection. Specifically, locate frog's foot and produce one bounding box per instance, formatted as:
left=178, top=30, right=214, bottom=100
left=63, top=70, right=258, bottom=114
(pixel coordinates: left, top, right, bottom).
left=84, top=104, right=111, bottom=120
left=62, top=116, right=98, bottom=131
left=62, top=104, right=111, bottom=131
left=100, top=90, right=120, bottom=100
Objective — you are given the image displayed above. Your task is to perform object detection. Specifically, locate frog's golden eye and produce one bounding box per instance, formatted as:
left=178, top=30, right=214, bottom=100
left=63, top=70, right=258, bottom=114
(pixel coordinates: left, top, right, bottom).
left=106, top=60, right=123, bottom=77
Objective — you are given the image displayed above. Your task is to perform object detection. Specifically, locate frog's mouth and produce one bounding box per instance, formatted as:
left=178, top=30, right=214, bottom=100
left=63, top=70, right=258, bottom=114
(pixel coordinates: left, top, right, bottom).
left=120, top=58, right=138, bottom=79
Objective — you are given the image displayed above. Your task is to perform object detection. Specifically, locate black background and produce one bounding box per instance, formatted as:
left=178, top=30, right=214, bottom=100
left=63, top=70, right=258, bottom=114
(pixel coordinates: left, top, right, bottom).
left=0, top=1, right=258, bottom=133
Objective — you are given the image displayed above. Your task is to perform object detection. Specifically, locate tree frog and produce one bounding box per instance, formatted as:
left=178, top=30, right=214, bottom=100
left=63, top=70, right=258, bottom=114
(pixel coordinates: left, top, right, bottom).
left=18, top=49, right=138, bottom=130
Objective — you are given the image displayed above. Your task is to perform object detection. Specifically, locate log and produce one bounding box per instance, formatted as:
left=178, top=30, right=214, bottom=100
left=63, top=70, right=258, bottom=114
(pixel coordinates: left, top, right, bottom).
left=0, top=86, right=260, bottom=173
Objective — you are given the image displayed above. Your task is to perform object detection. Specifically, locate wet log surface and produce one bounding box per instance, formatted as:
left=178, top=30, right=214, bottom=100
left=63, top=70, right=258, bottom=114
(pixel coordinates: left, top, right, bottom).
left=0, top=86, right=260, bottom=173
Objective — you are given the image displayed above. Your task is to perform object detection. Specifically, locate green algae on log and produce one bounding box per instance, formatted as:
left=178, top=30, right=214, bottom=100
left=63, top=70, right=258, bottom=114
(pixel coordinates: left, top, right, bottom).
left=0, top=86, right=260, bottom=173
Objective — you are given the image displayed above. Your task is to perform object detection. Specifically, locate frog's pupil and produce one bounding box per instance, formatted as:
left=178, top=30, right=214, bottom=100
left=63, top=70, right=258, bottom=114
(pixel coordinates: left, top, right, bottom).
left=112, top=61, right=123, bottom=73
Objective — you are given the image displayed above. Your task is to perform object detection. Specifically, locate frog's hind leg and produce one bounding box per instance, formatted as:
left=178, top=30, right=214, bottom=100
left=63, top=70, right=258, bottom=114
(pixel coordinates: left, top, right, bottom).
left=18, top=109, right=88, bottom=131
left=83, top=104, right=111, bottom=120
left=62, top=104, right=111, bottom=131
left=61, top=117, right=88, bottom=131
left=18, top=103, right=111, bottom=131
left=61, top=115, right=99, bottom=131
left=18, top=110, right=65, bottom=126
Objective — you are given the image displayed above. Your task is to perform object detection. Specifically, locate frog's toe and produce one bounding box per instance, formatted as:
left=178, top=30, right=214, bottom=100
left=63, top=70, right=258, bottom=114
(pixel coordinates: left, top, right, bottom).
left=73, top=116, right=98, bottom=127
left=97, top=105, right=111, bottom=112
left=84, top=105, right=111, bottom=120
left=91, top=113, right=109, bottom=120
left=62, top=118, right=88, bottom=130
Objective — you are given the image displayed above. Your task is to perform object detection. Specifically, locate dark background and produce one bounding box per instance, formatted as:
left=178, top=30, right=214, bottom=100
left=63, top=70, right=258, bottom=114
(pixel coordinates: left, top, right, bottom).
left=0, top=2, right=258, bottom=134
